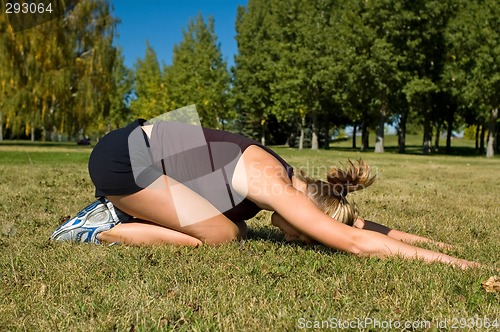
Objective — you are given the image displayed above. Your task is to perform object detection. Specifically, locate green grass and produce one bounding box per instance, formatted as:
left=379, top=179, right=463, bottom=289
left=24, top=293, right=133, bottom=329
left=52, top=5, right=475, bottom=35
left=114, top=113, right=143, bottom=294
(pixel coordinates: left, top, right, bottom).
left=0, top=140, right=499, bottom=331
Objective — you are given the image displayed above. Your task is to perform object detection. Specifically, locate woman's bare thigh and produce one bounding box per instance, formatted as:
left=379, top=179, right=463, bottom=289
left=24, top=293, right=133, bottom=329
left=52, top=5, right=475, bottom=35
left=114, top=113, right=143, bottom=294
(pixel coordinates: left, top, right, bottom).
left=107, top=176, right=241, bottom=244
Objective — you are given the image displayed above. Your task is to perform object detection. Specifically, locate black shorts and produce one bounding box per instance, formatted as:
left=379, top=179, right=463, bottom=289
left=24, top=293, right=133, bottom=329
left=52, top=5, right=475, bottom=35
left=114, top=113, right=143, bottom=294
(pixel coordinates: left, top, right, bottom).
left=88, top=119, right=153, bottom=197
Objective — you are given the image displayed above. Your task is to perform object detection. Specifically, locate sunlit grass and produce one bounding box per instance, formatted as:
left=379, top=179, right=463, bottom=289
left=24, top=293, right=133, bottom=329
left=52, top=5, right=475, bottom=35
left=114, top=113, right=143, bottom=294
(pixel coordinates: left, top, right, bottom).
left=0, top=141, right=498, bottom=331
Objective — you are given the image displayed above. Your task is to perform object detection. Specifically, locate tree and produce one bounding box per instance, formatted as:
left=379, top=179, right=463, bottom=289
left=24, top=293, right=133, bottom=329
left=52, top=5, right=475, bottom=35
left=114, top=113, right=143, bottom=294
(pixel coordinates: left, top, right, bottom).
left=265, top=0, right=311, bottom=149
left=107, top=48, right=134, bottom=131
left=50, top=0, right=119, bottom=137
left=393, top=0, right=458, bottom=154
left=0, top=0, right=119, bottom=140
left=331, top=0, right=401, bottom=153
left=0, top=13, right=14, bottom=141
left=166, top=14, right=230, bottom=129
left=233, top=0, right=274, bottom=143
left=234, top=0, right=343, bottom=149
left=131, top=42, right=169, bottom=120
left=444, top=0, right=500, bottom=157
left=270, top=0, right=341, bottom=150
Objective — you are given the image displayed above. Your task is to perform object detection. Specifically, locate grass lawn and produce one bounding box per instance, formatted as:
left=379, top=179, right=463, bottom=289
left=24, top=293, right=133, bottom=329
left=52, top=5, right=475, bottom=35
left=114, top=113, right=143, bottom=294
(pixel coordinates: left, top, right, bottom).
left=0, top=137, right=499, bottom=331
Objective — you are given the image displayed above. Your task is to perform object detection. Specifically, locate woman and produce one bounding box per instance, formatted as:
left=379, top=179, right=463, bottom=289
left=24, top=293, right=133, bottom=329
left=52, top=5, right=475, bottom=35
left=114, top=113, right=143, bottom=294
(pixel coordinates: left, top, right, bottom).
left=51, top=118, right=481, bottom=269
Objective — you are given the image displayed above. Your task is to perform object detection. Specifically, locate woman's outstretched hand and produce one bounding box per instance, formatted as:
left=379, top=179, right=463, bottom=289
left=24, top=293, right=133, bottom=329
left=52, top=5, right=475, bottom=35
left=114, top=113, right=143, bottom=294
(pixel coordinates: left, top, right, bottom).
left=453, top=258, right=483, bottom=270
left=432, top=241, right=455, bottom=251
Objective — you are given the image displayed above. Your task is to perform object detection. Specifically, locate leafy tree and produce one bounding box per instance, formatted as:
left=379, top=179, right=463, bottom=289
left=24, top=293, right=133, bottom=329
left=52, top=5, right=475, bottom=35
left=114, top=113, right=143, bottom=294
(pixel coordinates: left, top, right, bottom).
left=0, top=0, right=119, bottom=140
left=131, top=42, right=169, bottom=120
left=107, top=48, right=134, bottom=131
left=55, top=0, right=119, bottom=137
left=234, top=0, right=343, bottom=149
left=265, top=0, right=310, bottom=148
left=233, top=0, right=274, bottom=143
left=395, top=0, right=457, bottom=154
left=270, top=0, right=341, bottom=150
left=166, top=14, right=230, bottom=129
left=444, top=0, right=499, bottom=157
left=334, top=0, right=401, bottom=153
left=0, top=13, right=15, bottom=141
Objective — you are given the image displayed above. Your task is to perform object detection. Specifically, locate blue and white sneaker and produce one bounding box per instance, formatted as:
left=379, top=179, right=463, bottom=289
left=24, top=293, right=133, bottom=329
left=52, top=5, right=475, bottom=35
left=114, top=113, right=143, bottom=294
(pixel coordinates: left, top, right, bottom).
left=50, top=198, right=125, bottom=244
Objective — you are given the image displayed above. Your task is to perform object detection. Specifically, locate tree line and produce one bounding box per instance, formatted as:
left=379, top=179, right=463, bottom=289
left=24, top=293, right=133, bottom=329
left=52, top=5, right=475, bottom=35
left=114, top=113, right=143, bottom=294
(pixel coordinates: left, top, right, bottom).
left=0, top=0, right=133, bottom=141
left=232, top=0, right=499, bottom=157
left=0, top=0, right=498, bottom=157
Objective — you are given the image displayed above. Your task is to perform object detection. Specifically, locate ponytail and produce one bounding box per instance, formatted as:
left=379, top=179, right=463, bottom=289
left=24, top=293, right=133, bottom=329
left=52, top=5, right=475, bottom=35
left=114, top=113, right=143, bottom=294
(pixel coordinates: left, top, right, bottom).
left=326, top=159, right=375, bottom=196
left=297, top=159, right=375, bottom=226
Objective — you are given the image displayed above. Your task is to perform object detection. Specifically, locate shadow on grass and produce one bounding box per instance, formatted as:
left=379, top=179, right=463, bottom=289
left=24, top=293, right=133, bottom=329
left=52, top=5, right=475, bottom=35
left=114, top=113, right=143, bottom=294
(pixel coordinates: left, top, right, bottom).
left=246, top=227, right=340, bottom=254
left=247, top=227, right=283, bottom=244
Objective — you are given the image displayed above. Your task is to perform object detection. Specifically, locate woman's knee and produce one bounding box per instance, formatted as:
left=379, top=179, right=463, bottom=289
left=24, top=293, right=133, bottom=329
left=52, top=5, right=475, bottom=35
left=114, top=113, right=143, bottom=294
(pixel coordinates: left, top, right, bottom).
left=197, top=223, right=240, bottom=245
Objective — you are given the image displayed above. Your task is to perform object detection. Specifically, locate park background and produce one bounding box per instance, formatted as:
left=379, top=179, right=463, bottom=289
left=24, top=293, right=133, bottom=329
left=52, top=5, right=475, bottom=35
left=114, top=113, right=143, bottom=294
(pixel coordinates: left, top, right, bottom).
left=0, top=0, right=499, bottom=156
left=0, top=0, right=499, bottom=331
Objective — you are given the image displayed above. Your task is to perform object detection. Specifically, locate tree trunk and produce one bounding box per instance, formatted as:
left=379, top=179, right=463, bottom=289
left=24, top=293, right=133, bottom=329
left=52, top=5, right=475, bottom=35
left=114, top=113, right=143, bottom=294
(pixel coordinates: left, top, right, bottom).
left=422, top=115, right=432, bottom=154
left=434, top=122, right=441, bottom=153
left=486, top=108, right=498, bottom=158
left=352, top=123, right=357, bottom=149
left=475, top=124, right=480, bottom=151
left=287, top=131, right=296, bottom=148
left=361, top=122, right=369, bottom=152
left=260, top=120, right=266, bottom=146
left=398, top=111, right=407, bottom=153
left=31, top=126, right=35, bottom=142
left=311, top=112, right=319, bottom=150
left=446, top=108, right=454, bottom=154
left=0, top=111, right=3, bottom=142
left=299, top=115, right=305, bottom=150
left=323, top=122, right=330, bottom=150
left=107, top=118, right=112, bottom=134
left=496, top=125, right=500, bottom=153
left=374, top=104, right=386, bottom=153
left=480, top=124, right=486, bottom=154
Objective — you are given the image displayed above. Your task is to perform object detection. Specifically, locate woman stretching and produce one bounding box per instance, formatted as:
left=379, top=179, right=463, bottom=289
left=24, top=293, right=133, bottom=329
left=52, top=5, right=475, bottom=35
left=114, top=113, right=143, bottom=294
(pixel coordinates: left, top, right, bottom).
left=51, top=118, right=481, bottom=269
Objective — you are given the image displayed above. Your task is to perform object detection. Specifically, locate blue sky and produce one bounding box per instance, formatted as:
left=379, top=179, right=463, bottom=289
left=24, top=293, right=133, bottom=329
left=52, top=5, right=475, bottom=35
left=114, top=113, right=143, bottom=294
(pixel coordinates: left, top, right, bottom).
left=112, top=0, right=248, bottom=69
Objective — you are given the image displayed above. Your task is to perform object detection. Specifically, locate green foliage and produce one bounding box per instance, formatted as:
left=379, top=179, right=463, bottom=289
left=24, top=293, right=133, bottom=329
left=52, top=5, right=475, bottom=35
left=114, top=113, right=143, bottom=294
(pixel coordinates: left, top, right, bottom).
left=1, top=0, right=498, bottom=156
left=444, top=0, right=500, bottom=157
left=463, top=126, right=477, bottom=141
left=232, top=0, right=499, bottom=155
left=130, top=42, right=170, bottom=120
left=0, top=0, right=121, bottom=139
left=107, top=48, right=134, bottom=130
left=444, top=0, right=500, bottom=111
left=232, top=0, right=275, bottom=140
left=165, top=14, right=231, bottom=129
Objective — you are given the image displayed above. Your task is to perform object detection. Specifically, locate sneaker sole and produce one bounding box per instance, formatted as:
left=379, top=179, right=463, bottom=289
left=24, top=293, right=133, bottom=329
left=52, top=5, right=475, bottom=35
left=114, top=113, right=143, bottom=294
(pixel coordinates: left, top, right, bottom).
left=50, top=200, right=103, bottom=241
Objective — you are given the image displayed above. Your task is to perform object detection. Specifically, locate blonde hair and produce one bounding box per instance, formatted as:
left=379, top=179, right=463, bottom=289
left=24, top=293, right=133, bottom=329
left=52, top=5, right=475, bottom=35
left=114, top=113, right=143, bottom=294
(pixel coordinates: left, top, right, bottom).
left=296, top=159, right=375, bottom=226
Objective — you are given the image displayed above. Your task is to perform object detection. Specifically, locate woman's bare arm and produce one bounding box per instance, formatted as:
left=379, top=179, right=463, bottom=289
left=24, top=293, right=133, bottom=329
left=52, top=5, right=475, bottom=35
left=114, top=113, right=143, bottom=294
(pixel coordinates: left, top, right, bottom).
left=353, top=218, right=454, bottom=250
left=272, top=195, right=478, bottom=269
left=235, top=146, right=480, bottom=269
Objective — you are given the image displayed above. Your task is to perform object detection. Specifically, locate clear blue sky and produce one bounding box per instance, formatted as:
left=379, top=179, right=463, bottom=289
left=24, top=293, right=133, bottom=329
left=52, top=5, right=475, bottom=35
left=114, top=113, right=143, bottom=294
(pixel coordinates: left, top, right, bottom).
left=112, top=0, right=248, bottom=69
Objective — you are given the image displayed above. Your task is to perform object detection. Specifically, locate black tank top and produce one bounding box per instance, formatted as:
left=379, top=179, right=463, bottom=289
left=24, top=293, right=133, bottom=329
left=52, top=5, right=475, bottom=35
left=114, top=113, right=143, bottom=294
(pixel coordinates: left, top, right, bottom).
left=129, top=120, right=293, bottom=222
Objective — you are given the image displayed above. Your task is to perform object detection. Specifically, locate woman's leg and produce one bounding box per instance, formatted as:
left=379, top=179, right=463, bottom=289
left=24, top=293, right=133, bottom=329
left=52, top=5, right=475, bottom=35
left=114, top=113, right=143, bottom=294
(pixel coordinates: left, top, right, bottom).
left=105, top=175, right=242, bottom=245
left=97, top=221, right=202, bottom=246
